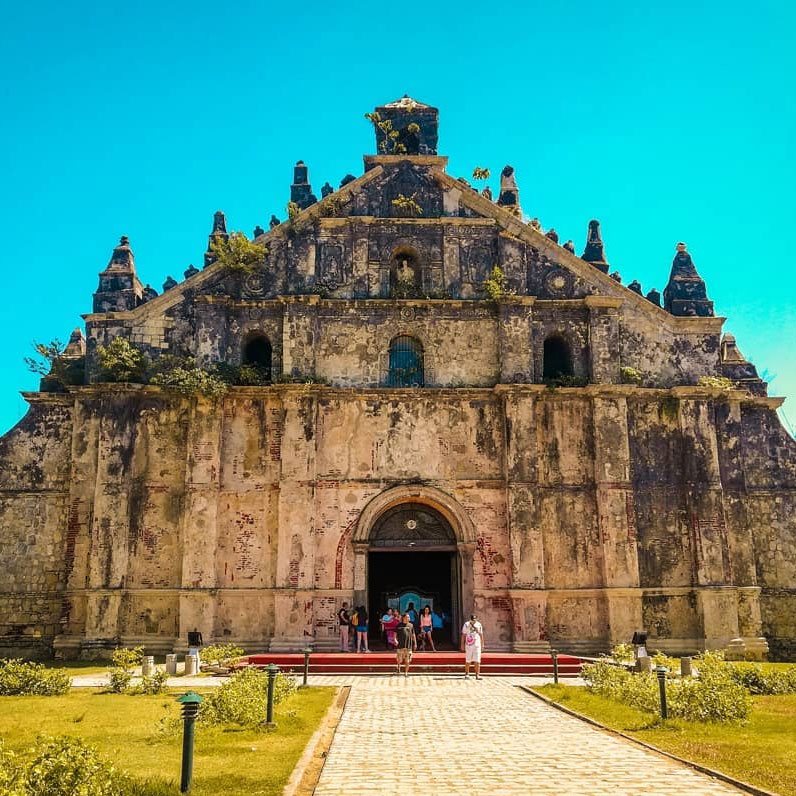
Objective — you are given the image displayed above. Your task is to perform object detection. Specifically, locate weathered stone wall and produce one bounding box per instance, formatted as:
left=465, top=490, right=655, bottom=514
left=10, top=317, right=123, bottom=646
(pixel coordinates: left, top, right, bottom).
left=0, top=397, right=73, bottom=657
left=3, top=380, right=793, bottom=659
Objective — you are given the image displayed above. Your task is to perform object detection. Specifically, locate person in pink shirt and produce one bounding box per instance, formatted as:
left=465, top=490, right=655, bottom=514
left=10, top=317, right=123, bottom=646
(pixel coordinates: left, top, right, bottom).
left=419, top=605, right=436, bottom=651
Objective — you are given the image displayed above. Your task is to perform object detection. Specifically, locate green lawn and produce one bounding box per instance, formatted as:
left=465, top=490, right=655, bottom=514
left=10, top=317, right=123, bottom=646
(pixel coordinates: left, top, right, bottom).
left=535, top=684, right=796, bottom=795
left=0, top=687, right=336, bottom=795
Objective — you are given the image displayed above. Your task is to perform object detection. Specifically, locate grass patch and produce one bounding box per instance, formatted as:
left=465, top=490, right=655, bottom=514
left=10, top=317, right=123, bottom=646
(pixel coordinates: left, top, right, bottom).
left=535, top=684, right=796, bottom=795
left=0, top=686, right=335, bottom=795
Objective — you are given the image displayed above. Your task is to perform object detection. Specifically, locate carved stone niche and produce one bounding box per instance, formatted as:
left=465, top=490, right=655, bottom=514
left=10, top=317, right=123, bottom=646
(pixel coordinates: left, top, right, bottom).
left=316, top=242, right=349, bottom=292
left=388, top=247, right=423, bottom=298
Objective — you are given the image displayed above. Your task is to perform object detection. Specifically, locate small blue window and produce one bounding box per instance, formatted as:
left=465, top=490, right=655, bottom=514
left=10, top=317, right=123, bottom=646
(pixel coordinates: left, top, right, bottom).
left=388, top=336, right=424, bottom=387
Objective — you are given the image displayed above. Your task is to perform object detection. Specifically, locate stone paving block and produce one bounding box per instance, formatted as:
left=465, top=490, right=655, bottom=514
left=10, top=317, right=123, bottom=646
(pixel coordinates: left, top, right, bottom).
left=313, top=676, right=743, bottom=796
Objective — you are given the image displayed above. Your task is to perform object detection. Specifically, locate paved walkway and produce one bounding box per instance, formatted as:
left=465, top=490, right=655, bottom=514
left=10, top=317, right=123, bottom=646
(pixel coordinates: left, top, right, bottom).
left=313, top=675, right=742, bottom=796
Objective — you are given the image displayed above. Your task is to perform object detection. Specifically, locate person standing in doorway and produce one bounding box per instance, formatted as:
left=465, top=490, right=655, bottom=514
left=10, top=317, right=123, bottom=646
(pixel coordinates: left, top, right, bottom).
left=461, top=614, right=484, bottom=679
left=355, top=606, right=370, bottom=653
left=395, top=613, right=416, bottom=677
left=337, top=602, right=351, bottom=652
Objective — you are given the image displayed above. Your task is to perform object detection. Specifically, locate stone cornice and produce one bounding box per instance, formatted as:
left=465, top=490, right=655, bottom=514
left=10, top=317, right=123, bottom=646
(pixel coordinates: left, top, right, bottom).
left=48, top=382, right=786, bottom=410
left=364, top=154, right=448, bottom=169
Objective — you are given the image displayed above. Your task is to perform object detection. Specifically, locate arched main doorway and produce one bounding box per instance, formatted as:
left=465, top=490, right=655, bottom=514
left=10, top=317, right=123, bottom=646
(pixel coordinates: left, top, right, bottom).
left=364, top=501, right=463, bottom=647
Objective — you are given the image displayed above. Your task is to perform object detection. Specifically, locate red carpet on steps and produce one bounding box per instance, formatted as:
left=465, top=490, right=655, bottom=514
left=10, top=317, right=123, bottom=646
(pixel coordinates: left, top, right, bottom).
left=243, top=652, right=583, bottom=676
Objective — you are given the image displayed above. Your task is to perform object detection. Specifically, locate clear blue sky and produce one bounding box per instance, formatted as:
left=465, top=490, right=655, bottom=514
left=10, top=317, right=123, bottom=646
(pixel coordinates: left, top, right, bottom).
left=0, top=0, right=794, bottom=435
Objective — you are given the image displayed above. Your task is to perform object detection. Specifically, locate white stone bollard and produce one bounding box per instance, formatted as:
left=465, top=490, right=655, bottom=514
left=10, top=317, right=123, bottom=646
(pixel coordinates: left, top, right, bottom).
left=165, top=654, right=178, bottom=675
left=184, top=654, right=199, bottom=676
left=637, top=655, right=653, bottom=673
left=680, top=656, right=692, bottom=677
left=141, top=655, right=155, bottom=676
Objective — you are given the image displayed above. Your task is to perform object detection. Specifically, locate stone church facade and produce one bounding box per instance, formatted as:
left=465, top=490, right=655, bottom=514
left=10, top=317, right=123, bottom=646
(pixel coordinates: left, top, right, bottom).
left=1, top=97, right=795, bottom=659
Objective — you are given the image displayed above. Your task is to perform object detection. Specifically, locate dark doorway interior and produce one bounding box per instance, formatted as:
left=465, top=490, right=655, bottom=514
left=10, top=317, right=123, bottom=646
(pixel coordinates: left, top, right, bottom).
left=367, top=551, right=457, bottom=648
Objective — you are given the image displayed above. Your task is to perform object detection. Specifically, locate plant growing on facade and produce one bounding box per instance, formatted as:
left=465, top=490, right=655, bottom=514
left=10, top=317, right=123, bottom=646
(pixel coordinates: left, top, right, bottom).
left=481, top=265, right=512, bottom=301
left=472, top=166, right=490, bottom=181
left=620, top=366, right=644, bottom=385
left=149, top=359, right=228, bottom=401
left=25, top=340, right=85, bottom=391
left=209, top=232, right=268, bottom=274
left=96, top=338, right=149, bottom=383
left=697, top=375, right=735, bottom=391
left=390, top=193, right=422, bottom=218
left=212, top=362, right=272, bottom=386
left=364, top=111, right=417, bottom=155
left=286, top=201, right=301, bottom=222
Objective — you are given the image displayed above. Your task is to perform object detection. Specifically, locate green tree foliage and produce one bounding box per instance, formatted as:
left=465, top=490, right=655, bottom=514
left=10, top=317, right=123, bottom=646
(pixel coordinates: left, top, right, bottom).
left=471, top=167, right=490, bottom=181
left=0, top=660, right=70, bottom=696
left=24, top=341, right=85, bottom=391
left=212, top=362, right=271, bottom=387
left=149, top=361, right=228, bottom=401
left=209, top=232, right=267, bottom=274
left=96, top=338, right=149, bottom=383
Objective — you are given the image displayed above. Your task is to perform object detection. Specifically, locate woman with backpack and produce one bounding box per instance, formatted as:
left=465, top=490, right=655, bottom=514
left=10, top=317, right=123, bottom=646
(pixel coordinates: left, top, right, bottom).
left=355, top=606, right=370, bottom=653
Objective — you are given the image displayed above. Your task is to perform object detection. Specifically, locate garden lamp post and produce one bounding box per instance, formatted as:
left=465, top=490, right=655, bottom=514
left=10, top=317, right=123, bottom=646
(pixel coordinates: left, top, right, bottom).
left=551, top=648, right=559, bottom=684
left=301, top=647, right=312, bottom=688
left=266, top=663, right=280, bottom=727
left=177, top=691, right=203, bottom=793
left=655, top=666, right=668, bottom=719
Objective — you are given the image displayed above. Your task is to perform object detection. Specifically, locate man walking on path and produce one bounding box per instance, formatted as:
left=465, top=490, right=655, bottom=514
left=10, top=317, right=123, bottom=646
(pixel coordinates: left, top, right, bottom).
left=461, top=613, right=484, bottom=679
left=395, top=613, right=416, bottom=677
left=337, top=602, right=351, bottom=652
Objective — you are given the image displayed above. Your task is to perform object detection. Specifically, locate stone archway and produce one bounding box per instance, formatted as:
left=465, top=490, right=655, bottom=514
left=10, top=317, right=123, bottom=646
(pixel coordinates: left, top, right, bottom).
left=352, top=485, right=476, bottom=643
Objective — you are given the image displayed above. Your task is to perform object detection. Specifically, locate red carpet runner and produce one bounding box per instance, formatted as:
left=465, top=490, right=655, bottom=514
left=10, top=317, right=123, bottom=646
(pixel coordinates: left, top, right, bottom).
left=244, top=652, right=582, bottom=676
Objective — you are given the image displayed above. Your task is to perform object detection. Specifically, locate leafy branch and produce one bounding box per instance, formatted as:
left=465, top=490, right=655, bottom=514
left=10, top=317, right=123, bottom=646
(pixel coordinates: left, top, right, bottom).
left=365, top=111, right=408, bottom=155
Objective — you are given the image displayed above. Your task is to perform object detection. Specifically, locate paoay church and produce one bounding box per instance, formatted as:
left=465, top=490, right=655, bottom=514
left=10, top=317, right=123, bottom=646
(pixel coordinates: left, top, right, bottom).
left=1, top=96, right=794, bottom=660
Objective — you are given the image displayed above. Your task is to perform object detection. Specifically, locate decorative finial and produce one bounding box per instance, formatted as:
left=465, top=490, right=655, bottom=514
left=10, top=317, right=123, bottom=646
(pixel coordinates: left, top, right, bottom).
left=663, top=242, right=714, bottom=316
left=628, top=279, right=643, bottom=295
left=163, top=276, right=178, bottom=291
left=321, top=182, right=334, bottom=198
left=563, top=240, right=575, bottom=253
left=646, top=288, right=661, bottom=306
left=496, top=165, right=521, bottom=216
left=184, top=264, right=199, bottom=279
left=269, top=214, right=280, bottom=229
left=545, top=228, right=559, bottom=244
left=581, top=219, right=609, bottom=273
left=253, top=225, right=265, bottom=238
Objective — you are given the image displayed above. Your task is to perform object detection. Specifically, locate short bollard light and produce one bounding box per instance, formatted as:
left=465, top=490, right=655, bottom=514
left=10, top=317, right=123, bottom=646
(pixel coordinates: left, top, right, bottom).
left=265, top=663, right=280, bottom=727
left=655, top=666, right=668, bottom=719
left=551, top=648, right=559, bottom=684
left=177, top=691, right=203, bottom=793
left=301, top=647, right=312, bottom=689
